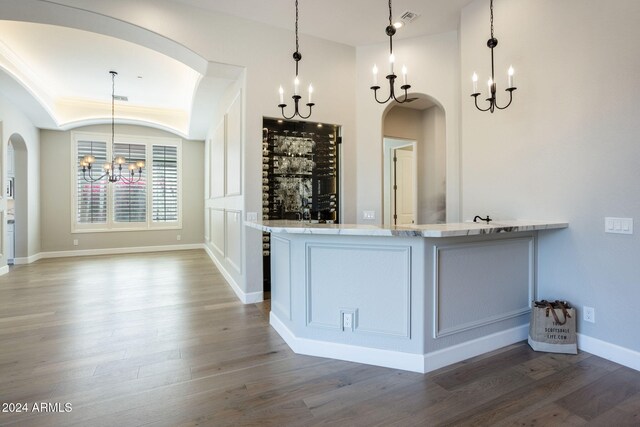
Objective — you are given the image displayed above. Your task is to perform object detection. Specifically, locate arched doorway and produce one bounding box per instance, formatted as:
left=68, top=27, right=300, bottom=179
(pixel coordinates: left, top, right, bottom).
left=382, top=94, right=446, bottom=225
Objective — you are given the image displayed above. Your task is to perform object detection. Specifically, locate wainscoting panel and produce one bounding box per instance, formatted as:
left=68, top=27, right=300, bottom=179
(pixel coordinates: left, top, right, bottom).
left=210, top=119, right=225, bottom=199
left=204, top=208, right=210, bottom=243
left=225, top=210, right=242, bottom=275
left=225, top=92, right=242, bottom=197
left=433, top=237, right=534, bottom=338
left=210, top=209, right=225, bottom=257
left=306, top=243, right=411, bottom=337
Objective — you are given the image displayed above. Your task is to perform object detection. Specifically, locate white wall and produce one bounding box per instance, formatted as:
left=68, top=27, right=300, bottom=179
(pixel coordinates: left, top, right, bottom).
left=460, top=0, right=640, bottom=353
left=39, top=124, right=204, bottom=252
left=0, top=93, right=40, bottom=268
left=356, top=31, right=460, bottom=224
left=1, top=0, right=357, bottom=299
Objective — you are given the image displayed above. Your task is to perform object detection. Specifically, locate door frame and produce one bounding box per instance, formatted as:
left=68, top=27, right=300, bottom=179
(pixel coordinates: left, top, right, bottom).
left=382, top=137, right=417, bottom=226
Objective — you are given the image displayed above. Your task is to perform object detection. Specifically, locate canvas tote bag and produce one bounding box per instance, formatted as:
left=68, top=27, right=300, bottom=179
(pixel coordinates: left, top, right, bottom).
left=528, top=300, right=577, bottom=354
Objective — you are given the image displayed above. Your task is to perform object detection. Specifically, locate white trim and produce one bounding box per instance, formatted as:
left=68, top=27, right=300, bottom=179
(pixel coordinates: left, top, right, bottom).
left=13, top=253, right=43, bottom=264
left=433, top=237, right=535, bottom=338
left=38, top=244, right=202, bottom=259
left=204, top=244, right=262, bottom=304
left=578, top=333, right=640, bottom=372
left=270, top=311, right=425, bottom=372
left=0, top=265, right=8, bottom=276
left=270, top=311, right=528, bottom=374
left=424, top=325, right=528, bottom=373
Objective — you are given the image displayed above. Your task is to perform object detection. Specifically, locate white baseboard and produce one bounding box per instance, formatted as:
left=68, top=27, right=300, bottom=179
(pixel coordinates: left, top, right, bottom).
left=270, top=311, right=425, bottom=372
left=0, top=265, right=8, bottom=276
left=38, top=244, right=203, bottom=259
left=578, top=333, right=640, bottom=372
left=270, top=312, right=528, bottom=374
left=204, top=244, right=262, bottom=304
left=424, top=325, right=529, bottom=373
left=13, top=253, right=43, bottom=265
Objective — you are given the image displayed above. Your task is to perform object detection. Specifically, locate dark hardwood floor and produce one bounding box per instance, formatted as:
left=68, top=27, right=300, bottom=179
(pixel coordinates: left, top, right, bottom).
left=0, top=250, right=638, bottom=426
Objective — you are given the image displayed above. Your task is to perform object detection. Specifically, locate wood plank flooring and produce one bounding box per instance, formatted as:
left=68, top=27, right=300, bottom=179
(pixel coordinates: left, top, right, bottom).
left=0, top=250, right=639, bottom=426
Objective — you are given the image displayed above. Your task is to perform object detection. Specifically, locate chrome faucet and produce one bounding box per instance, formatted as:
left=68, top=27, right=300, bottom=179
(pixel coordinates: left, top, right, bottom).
left=473, top=215, right=493, bottom=224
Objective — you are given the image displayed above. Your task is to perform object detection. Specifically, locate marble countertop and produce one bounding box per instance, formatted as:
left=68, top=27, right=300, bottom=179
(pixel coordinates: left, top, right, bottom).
left=246, top=219, right=568, bottom=238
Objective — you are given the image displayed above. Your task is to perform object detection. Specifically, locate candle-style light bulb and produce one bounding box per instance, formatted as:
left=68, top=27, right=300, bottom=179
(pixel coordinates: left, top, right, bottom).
left=402, top=65, right=407, bottom=86
left=389, top=53, right=395, bottom=74
left=472, top=72, right=478, bottom=93
left=372, top=64, right=378, bottom=86
left=294, top=77, right=300, bottom=95
left=508, top=66, right=514, bottom=88
left=308, top=84, right=313, bottom=104
left=279, top=86, right=284, bottom=104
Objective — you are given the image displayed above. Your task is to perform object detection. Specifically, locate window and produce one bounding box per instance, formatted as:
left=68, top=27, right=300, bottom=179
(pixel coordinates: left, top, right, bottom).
left=72, top=132, right=181, bottom=232
left=114, top=143, right=146, bottom=223
left=76, top=140, right=108, bottom=224
left=152, top=145, right=178, bottom=222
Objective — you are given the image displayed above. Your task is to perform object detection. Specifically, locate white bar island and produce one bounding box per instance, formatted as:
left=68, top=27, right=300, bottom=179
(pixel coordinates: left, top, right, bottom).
left=246, top=220, right=568, bottom=373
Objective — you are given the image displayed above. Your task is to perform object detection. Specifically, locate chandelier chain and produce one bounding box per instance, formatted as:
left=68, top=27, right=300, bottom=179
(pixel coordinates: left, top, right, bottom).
left=295, top=0, right=299, bottom=54
left=388, top=0, right=392, bottom=27
left=490, top=0, right=494, bottom=39
left=111, top=71, right=115, bottom=151
left=277, top=0, right=314, bottom=119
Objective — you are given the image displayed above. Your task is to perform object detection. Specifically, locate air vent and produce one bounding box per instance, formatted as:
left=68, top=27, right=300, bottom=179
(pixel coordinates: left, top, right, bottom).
left=399, top=10, right=420, bottom=25
left=113, top=95, right=128, bottom=102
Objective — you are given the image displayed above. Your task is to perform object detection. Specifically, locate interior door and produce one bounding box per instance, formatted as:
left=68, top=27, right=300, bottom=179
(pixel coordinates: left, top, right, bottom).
left=392, top=147, right=415, bottom=225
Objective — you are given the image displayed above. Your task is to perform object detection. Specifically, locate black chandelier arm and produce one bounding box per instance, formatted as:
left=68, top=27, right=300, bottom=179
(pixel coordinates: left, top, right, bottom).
left=371, top=74, right=412, bottom=104
left=471, top=86, right=516, bottom=113
left=279, top=95, right=314, bottom=120
left=494, top=87, right=517, bottom=110
left=82, top=166, right=109, bottom=183
left=471, top=93, right=493, bottom=112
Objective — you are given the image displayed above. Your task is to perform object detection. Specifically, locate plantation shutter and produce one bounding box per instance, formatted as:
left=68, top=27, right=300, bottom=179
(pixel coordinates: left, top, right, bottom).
left=77, top=140, right=108, bottom=224
left=152, top=145, right=178, bottom=222
left=113, top=143, right=147, bottom=223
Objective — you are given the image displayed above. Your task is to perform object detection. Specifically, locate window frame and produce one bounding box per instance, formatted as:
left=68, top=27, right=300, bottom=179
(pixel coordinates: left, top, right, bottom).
left=71, top=131, right=183, bottom=233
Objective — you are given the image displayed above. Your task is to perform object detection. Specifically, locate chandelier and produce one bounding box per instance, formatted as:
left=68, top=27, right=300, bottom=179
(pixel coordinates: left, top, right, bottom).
left=80, top=71, right=144, bottom=183
left=370, top=0, right=411, bottom=104
left=278, top=0, right=314, bottom=119
left=471, top=0, right=516, bottom=113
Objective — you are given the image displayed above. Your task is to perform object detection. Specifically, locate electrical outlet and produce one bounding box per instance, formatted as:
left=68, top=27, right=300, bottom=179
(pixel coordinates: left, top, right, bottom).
left=73, top=239, right=79, bottom=246
left=340, top=309, right=357, bottom=331
left=583, top=306, right=595, bottom=323
left=342, top=312, right=353, bottom=330
left=247, top=212, right=258, bottom=222
left=176, top=235, right=181, bottom=241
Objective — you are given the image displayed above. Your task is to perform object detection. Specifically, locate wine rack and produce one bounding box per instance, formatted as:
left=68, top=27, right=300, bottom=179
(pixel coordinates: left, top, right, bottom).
left=261, top=117, right=341, bottom=291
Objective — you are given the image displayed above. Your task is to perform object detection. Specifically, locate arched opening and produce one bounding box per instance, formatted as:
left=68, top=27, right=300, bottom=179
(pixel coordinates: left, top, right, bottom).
left=382, top=93, right=446, bottom=225
left=7, top=133, right=27, bottom=263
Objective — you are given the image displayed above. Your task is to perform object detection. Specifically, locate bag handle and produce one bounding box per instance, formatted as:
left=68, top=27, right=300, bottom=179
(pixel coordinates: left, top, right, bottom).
left=545, top=300, right=570, bottom=325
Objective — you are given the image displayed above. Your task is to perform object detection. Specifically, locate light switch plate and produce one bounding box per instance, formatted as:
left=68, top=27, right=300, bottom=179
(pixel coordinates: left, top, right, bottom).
left=246, top=212, right=258, bottom=222
left=605, top=217, right=633, bottom=234
left=363, top=210, right=375, bottom=220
